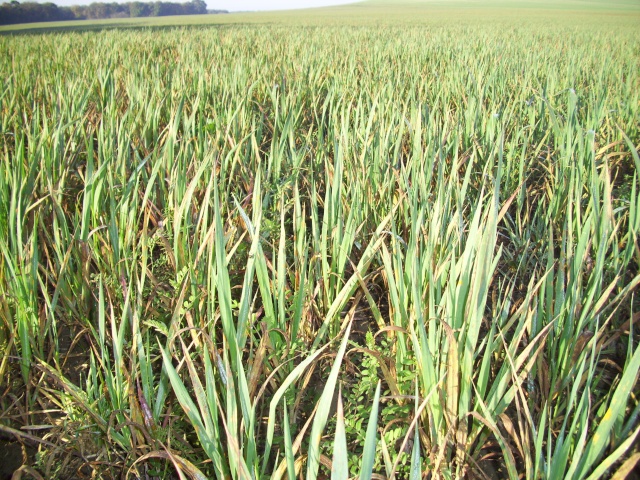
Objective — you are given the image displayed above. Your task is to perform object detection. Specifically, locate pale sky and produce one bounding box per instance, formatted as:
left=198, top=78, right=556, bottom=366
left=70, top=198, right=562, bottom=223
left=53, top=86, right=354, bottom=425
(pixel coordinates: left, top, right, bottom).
left=42, top=0, right=360, bottom=11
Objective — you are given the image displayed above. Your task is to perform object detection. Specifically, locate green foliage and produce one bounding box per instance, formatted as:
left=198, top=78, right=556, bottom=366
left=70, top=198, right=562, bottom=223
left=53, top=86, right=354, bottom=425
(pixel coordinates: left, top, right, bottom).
left=0, top=0, right=218, bottom=27
left=0, top=4, right=639, bottom=479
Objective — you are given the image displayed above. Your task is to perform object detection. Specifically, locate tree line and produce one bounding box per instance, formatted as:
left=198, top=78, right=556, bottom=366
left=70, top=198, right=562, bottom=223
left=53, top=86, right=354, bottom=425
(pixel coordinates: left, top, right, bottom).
left=0, top=0, right=227, bottom=26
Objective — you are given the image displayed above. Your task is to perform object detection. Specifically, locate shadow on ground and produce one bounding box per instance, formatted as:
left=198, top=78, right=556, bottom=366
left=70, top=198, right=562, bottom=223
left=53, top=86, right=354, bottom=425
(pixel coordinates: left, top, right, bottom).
left=0, top=436, right=36, bottom=480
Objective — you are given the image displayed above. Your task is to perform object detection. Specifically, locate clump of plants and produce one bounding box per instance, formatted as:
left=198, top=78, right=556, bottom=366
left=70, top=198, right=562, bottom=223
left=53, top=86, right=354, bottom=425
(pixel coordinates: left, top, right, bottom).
left=1, top=10, right=639, bottom=479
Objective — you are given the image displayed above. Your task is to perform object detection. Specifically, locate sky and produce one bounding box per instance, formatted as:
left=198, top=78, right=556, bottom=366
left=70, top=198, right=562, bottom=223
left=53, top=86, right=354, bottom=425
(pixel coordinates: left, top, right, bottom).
left=39, top=0, right=360, bottom=11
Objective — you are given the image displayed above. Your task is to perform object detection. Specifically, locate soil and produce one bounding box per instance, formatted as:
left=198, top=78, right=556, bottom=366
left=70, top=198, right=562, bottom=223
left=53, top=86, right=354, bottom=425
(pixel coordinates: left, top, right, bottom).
left=0, top=437, right=36, bottom=480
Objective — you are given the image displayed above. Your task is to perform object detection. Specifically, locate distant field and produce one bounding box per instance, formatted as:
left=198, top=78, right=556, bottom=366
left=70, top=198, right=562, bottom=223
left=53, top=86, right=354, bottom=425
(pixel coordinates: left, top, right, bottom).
left=1, top=0, right=640, bottom=33
left=1, top=1, right=639, bottom=479
left=365, top=0, right=640, bottom=8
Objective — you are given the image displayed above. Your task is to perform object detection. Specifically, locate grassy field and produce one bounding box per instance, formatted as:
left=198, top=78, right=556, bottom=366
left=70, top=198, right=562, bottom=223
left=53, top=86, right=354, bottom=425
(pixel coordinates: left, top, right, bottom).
left=1, top=0, right=640, bottom=33
left=1, top=0, right=640, bottom=478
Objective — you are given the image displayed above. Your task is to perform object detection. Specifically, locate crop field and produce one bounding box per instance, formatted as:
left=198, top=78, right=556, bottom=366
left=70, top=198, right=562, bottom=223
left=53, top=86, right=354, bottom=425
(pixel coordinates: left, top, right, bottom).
left=1, top=1, right=640, bottom=478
